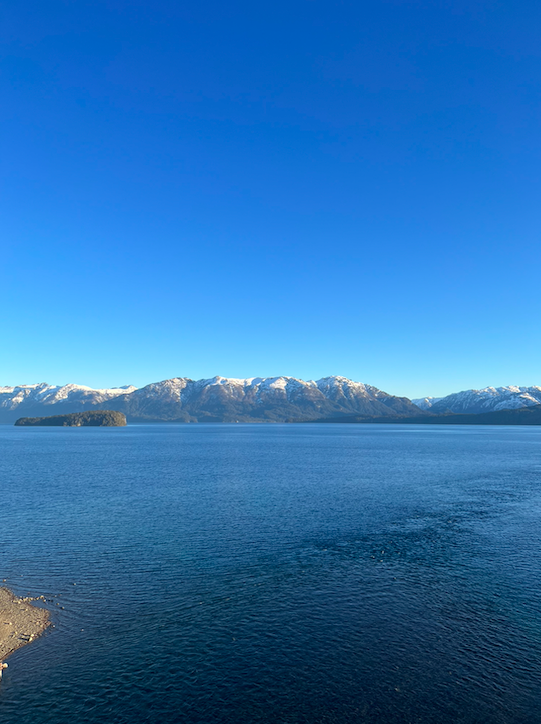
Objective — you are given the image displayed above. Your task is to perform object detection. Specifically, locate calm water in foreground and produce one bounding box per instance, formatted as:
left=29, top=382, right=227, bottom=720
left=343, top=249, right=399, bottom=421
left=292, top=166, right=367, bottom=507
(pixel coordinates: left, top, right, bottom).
left=1, top=424, right=541, bottom=723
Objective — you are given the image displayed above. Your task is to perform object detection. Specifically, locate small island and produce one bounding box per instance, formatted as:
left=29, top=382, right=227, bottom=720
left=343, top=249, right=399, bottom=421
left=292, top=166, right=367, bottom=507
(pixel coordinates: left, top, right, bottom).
left=14, top=410, right=127, bottom=427
left=0, top=587, right=50, bottom=675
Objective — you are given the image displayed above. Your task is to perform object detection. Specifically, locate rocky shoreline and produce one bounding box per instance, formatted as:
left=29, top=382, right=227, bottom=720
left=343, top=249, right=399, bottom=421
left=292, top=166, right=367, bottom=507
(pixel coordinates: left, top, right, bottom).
left=0, top=587, right=50, bottom=675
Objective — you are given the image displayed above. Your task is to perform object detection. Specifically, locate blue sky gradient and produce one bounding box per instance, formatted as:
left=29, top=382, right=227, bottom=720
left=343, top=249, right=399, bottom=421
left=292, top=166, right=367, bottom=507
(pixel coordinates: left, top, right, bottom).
left=2, top=0, right=540, bottom=397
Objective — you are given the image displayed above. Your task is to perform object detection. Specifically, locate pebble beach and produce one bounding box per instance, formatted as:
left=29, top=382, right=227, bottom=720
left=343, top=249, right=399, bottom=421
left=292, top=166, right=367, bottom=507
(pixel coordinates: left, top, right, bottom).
left=0, top=588, right=49, bottom=672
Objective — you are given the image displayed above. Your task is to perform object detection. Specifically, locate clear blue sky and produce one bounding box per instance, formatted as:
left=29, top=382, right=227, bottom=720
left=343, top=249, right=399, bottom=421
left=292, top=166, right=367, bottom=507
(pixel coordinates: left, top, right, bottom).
left=2, top=0, right=540, bottom=398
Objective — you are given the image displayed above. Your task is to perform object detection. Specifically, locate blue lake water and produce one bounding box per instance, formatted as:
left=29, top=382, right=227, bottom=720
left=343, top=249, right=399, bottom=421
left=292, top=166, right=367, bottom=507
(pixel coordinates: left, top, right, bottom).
left=1, top=423, right=541, bottom=723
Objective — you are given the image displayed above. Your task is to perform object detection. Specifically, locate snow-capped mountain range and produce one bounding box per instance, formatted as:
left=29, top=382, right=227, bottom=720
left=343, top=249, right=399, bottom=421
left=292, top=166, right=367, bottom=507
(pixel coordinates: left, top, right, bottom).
left=104, top=375, right=421, bottom=422
left=0, top=383, right=137, bottom=422
left=1, top=376, right=418, bottom=423
left=3, top=378, right=540, bottom=423
left=412, top=386, right=541, bottom=415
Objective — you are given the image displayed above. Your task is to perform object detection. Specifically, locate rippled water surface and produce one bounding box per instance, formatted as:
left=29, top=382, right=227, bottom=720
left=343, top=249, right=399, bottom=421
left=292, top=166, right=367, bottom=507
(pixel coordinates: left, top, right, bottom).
left=1, top=423, right=541, bottom=723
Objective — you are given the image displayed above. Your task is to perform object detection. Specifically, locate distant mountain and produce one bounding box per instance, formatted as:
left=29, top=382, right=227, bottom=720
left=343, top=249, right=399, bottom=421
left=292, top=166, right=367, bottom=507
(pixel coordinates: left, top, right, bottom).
left=0, top=383, right=136, bottom=423
left=0, top=376, right=422, bottom=423
left=104, top=376, right=422, bottom=422
left=5, top=379, right=541, bottom=424
left=412, top=386, right=541, bottom=415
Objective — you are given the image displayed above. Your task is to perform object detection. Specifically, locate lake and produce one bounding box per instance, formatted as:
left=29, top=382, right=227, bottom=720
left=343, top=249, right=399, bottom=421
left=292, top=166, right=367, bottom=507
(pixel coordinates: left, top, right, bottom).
left=1, top=423, right=541, bottom=723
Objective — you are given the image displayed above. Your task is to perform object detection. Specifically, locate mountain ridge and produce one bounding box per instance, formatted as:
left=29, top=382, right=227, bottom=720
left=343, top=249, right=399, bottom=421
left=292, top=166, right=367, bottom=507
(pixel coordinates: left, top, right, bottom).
left=0, top=376, right=420, bottom=423
left=103, top=375, right=421, bottom=422
left=3, top=377, right=541, bottom=423
left=412, top=385, right=541, bottom=415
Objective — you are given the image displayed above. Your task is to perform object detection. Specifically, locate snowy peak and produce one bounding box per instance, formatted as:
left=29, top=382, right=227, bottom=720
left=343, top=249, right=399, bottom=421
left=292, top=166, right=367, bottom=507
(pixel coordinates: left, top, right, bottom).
left=316, top=376, right=371, bottom=400
left=413, top=386, right=541, bottom=414
left=412, top=396, right=441, bottom=411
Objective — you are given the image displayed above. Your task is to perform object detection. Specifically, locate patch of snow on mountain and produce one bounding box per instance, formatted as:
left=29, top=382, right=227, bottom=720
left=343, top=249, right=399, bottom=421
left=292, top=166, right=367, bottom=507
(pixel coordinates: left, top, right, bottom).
left=316, top=376, right=370, bottom=400
left=135, top=378, right=191, bottom=401
left=412, top=397, right=440, bottom=410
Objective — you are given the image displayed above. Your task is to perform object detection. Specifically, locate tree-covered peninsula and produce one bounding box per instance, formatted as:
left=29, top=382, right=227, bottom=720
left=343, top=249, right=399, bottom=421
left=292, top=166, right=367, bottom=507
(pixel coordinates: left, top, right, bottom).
left=14, top=410, right=127, bottom=427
